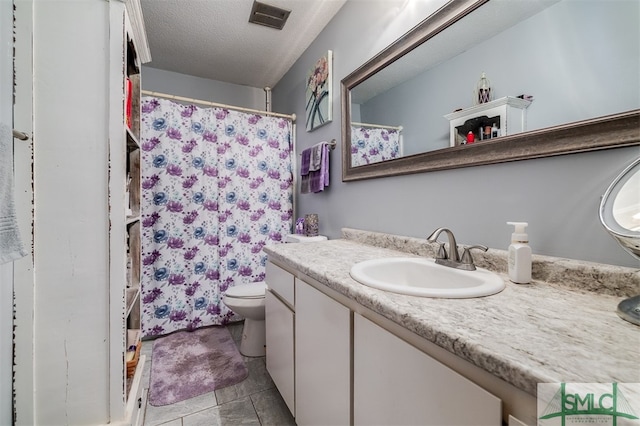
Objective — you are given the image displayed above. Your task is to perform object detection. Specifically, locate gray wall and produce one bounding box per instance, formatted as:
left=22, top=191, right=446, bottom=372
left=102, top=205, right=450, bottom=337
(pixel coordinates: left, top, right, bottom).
left=273, top=0, right=640, bottom=268
left=142, top=66, right=266, bottom=110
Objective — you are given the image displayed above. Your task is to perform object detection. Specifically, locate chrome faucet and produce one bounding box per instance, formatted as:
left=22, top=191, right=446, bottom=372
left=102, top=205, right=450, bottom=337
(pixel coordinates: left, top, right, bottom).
left=427, top=227, right=460, bottom=263
left=427, top=227, right=487, bottom=271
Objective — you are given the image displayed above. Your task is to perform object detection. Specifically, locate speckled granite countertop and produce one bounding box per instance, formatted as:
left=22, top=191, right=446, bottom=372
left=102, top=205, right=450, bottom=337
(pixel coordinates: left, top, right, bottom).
left=263, top=229, right=640, bottom=397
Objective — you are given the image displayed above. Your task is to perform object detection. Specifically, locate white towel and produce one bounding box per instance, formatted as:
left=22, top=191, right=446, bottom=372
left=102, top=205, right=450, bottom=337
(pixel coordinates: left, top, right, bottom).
left=309, top=142, right=325, bottom=172
left=0, top=123, right=27, bottom=264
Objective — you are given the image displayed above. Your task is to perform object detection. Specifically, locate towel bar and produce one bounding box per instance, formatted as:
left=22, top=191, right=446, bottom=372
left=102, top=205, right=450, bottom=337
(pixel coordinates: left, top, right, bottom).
left=300, top=139, right=336, bottom=155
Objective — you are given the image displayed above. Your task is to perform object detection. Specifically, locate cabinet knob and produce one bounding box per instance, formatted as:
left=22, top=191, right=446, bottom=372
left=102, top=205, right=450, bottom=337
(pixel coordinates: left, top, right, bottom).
left=138, top=397, right=142, bottom=408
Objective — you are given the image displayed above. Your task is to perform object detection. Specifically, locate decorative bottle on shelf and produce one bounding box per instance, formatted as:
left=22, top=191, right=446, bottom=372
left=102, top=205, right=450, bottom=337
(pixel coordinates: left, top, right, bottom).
left=466, top=131, right=475, bottom=144
left=476, top=72, right=492, bottom=104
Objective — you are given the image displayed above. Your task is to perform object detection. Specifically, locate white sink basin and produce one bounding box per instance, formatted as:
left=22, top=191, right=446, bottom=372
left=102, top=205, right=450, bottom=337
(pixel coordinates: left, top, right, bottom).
left=349, top=257, right=505, bottom=298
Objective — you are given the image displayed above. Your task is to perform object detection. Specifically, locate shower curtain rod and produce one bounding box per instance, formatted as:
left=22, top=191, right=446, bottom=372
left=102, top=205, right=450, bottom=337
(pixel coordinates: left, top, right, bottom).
left=141, top=90, right=296, bottom=122
left=351, top=121, right=403, bottom=131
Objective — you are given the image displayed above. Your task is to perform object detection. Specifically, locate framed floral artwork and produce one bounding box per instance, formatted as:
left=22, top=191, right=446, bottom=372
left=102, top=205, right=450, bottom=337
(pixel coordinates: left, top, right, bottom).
left=305, top=50, right=332, bottom=132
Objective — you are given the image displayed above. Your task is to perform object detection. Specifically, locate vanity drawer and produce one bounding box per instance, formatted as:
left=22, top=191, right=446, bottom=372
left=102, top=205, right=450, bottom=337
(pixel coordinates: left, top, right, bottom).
left=266, top=261, right=295, bottom=306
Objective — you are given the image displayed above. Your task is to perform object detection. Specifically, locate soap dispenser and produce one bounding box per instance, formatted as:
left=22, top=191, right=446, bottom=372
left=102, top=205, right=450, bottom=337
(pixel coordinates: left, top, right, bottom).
left=507, top=222, right=531, bottom=284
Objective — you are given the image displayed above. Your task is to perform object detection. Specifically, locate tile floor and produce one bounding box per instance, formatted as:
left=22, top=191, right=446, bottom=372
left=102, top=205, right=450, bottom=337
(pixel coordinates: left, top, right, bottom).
left=140, top=322, right=297, bottom=426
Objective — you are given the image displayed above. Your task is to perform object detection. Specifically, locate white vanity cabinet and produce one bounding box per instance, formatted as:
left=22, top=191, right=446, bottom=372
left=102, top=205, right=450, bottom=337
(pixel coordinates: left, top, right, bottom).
left=295, top=278, right=351, bottom=426
left=265, top=259, right=510, bottom=425
left=265, top=262, right=296, bottom=415
left=354, top=314, right=501, bottom=425
left=265, top=261, right=351, bottom=425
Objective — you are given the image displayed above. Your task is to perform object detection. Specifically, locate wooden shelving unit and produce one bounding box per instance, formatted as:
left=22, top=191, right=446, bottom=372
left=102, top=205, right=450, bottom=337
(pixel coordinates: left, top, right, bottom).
left=123, top=17, right=144, bottom=413
left=444, top=96, right=532, bottom=146
left=10, top=1, right=151, bottom=424
left=108, top=2, right=150, bottom=424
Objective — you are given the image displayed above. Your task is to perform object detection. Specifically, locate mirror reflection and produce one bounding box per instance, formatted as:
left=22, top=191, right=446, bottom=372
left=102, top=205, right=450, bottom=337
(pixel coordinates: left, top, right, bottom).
left=599, top=157, right=640, bottom=326
left=347, top=0, right=639, bottom=169
left=612, top=161, right=640, bottom=233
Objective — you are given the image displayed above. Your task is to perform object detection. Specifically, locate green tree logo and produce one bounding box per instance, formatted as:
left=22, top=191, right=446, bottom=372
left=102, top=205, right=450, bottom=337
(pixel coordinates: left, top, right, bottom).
left=539, top=383, right=639, bottom=425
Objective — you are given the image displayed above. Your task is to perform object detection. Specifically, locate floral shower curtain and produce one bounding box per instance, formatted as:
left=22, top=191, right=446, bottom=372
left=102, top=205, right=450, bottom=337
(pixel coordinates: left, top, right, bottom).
left=350, top=126, right=402, bottom=167
left=139, top=97, right=293, bottom=337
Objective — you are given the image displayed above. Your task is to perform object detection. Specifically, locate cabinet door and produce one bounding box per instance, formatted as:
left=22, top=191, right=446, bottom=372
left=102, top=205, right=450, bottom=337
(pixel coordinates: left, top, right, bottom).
left=266, top=261, right=295, bottom=306
left=265, top=290, right=295, bottom=416
left=354, top=314, right=501, bottom=426
left=508, top=415, right=529, bottom=426
left=295, top=279, right=351, bottom=426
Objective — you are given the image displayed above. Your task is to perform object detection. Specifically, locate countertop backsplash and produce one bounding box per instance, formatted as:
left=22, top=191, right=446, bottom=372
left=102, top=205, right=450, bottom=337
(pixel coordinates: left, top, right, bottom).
left=341, top=228, right=639, bottom=298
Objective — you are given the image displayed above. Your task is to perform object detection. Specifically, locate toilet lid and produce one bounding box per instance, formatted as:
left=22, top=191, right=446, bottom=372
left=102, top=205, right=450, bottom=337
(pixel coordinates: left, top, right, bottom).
left=225, top=282, right=266, bottom=299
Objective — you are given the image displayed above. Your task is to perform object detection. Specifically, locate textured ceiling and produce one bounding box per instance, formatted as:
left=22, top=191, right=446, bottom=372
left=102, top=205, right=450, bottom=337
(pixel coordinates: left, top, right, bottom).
left=140, top=0, right=347, bottom=88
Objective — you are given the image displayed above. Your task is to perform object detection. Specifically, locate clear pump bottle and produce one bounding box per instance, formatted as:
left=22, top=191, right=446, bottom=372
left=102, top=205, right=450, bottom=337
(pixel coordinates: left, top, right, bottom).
left=507, top=222, right=531, bottom=284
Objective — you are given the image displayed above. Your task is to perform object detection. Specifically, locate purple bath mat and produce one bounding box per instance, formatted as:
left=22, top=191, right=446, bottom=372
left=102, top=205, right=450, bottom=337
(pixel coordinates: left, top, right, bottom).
left=149, top=326, right=248, bottom=406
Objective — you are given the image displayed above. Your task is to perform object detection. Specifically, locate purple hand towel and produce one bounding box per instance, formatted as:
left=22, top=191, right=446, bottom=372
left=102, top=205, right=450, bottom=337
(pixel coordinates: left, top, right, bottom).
left=300, top=147, right=312, bottom=176
left=301, top=142, right=330, bottom=194
left=309, top=142, right=330, bottom=193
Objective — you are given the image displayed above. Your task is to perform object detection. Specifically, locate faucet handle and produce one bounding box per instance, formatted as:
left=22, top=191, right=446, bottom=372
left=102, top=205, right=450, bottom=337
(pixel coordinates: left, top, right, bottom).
left=460, top=245, right=488, bottom=270
left=434, top=242, right=447, bottom=260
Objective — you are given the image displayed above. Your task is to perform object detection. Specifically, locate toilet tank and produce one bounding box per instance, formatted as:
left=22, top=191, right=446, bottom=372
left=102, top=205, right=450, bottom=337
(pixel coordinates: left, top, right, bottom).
left=285, top=234, right=328, bottom=243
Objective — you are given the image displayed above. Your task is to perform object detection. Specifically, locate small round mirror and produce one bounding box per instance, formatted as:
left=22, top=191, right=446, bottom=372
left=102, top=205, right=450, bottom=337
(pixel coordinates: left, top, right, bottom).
left=600, top=157, right=640, bottom=326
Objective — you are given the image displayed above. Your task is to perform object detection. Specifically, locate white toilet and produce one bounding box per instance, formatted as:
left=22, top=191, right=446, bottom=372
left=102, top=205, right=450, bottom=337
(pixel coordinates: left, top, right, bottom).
left=223, top=235, right=328, bottom=357
left=222, top=281, right=267, bottom=357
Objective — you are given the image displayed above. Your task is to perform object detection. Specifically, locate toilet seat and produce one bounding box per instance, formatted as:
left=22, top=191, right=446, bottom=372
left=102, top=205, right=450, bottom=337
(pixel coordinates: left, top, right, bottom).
left=224, top=282, right=266, bottom=299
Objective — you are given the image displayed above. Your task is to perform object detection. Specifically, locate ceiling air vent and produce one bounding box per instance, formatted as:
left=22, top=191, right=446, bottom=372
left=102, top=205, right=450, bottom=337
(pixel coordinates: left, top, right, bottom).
left=248, top=1, right=291, bottom=30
